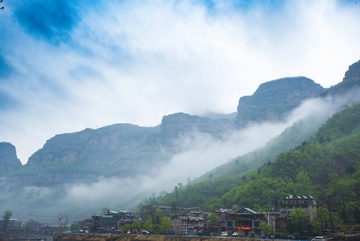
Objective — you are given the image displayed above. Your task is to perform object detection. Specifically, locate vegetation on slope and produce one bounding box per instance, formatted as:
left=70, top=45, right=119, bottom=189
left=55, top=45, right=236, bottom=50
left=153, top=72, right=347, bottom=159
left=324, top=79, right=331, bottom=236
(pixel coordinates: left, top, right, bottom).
left=140, top=101, right=360, bottom=219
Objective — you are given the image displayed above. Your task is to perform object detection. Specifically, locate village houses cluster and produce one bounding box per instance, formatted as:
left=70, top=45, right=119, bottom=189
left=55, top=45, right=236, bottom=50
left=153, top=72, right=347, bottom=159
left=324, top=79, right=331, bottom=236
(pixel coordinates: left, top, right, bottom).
left=0, top=195, right=316, bottom=236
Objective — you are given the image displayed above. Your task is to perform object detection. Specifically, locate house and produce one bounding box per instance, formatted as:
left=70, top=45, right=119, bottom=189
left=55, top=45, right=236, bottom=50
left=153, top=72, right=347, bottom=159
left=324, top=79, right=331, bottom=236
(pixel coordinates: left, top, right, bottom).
left=0, top=219, right=21, bottom=232
left=39, top=225, right=59, bottom=236
left=78, top=218, right=93, bottom=231
left=228, top=208, right=267, bottom=235
left=187, top=211, right=212, bottom=219
left=156, top=206, right=199, bottom=216
left=267, top=212, right=286, bottom=232
left=91, top=210, right=137, bottom=232
left=279, top=195, right=317, bottom=219
left=171, top=215, right=205, bottom=235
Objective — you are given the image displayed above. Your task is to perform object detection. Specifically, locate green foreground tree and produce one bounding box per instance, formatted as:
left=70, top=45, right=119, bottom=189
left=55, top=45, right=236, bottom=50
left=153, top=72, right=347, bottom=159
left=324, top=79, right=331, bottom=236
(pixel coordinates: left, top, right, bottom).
left=70, top=222, right=79, bottom=232
left=286, top=208, right=309, bottom=238
left=2, top=210, right=13, bottom=231
left=259, top=221, right=272, bottom=234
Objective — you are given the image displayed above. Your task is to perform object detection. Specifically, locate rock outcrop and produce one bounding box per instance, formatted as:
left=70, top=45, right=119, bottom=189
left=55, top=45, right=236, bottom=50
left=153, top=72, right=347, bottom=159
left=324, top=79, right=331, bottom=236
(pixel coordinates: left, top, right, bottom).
left=235, top=76, right=325, bottom=127
left=0, top=142, right=22, bottom=176
left=321, top=60, right=360, bottom=97
left=144, top=113, right=234, bottom=152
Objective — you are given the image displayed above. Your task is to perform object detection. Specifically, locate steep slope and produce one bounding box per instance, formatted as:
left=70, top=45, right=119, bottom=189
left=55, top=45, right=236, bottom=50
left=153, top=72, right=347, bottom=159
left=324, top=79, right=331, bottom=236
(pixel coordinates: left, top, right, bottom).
left=10, top=124, right=168, bottom=186
left=144, top=113, right=234, bottom=152
left=235, top=77, right=324, bottom=127
left=154, top=100, right=360, bottom=213
left=9, top=114, right=234, bottom=186
left=195, top=113, right=329, bottom=183
left=0, top=142, right=22, bottom=176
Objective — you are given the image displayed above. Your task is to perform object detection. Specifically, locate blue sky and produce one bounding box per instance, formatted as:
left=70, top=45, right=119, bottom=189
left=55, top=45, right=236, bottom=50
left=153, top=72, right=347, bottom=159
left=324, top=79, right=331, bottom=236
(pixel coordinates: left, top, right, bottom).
left=1, top=0, right=360, bottom=163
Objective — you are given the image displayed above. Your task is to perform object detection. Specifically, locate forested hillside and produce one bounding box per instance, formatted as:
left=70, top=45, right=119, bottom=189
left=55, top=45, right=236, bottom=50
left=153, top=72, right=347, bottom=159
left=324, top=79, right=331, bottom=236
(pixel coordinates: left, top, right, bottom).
left=194, top=113, right=329, bottom=183
left=145, top=100, right=360, bottom=216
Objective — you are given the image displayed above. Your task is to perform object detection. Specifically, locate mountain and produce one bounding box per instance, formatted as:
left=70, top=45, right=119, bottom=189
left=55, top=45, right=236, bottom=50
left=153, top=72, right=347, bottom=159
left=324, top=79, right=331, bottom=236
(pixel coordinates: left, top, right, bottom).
left=145, top=113, right=234, bottom=152
left=10, top=124, right=168, bottom=186
left=321, top=60, right=360, bottom=97
left=142, top=59, right=360, bottom=215
left=235, top=77, right=325, bottom=127
left=0, top=142, right=22, bottom=176
left=154, top=99, right=360, bottom=215
left=195, top=113, right=331, bottom=183
left=201, top=112, right=237, bottom=121
left=8, top=76, right=327, bottom=187
left=9, top=114, right=235, bottom=186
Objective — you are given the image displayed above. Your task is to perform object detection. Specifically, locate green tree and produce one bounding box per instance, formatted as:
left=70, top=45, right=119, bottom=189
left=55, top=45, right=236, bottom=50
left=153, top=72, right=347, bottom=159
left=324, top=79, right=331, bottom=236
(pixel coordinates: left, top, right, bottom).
left=315, top=206, right=330, bottom=235
left=2, top=210, right=13, bottom=231
left=24, top=223, right=32, bottom=234
left=286, top=208, right=309, bottom=237
left=294, top=171, right=311, bottom=194
left=207, top=214, right=219, bottom=226
left=144, top=217, right=154, bottom=232
left=132, top=221, right=142, bottom=230
left=354, top=207, right=360, bottom=224
left=70, top=222, right=79, bottom=232
left=340, top=207, right=348, bottom=223
left=159, top=216, right=172, bottom=233
left=259, top=221, right=272, bottom=234
left=122, top=224, right=132, bottom=234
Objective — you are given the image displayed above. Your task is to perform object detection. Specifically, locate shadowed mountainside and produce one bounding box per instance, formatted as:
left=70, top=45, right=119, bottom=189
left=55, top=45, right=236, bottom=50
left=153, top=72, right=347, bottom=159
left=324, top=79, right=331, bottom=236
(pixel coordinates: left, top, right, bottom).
left=0, top=142, right=22, bottom=176
left=235, top=76, right=325, bottom=127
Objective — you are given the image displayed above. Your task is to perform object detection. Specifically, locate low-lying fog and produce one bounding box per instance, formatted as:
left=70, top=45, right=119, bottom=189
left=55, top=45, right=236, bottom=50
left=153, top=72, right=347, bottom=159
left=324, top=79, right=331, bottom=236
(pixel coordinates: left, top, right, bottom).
left=1, top=89, right=359, bottom=223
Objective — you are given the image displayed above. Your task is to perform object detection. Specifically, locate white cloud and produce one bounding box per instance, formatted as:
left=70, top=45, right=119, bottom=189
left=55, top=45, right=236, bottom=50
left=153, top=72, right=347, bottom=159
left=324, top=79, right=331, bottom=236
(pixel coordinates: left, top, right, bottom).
left=1, top=0, right=360, bottom=164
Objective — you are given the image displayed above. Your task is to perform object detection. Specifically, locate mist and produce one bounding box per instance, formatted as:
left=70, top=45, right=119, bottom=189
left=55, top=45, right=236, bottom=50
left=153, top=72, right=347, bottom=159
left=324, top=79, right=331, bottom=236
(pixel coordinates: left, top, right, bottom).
left=3, top=88, right=359, bottom=224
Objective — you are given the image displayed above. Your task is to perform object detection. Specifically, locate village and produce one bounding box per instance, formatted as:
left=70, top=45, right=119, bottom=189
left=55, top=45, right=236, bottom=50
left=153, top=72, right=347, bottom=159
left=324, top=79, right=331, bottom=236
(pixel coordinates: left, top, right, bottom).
left=1, top=195, right=318, bottom=239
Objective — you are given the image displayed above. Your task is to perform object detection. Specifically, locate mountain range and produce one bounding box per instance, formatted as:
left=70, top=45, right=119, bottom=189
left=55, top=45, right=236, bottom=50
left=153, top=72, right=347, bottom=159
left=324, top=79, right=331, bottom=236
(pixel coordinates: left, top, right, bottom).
left=1, top=59, right=360, bottom=221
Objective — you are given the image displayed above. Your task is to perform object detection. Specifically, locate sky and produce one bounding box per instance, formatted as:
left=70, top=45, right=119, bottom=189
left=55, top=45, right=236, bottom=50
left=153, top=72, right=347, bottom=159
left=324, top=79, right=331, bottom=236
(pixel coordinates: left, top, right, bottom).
left=1, top=0, right=360, bottom=164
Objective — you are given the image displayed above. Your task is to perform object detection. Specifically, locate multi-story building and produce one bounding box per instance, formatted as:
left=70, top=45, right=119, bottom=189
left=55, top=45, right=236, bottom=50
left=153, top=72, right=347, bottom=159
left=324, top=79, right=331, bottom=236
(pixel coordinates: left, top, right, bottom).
left=171, top=215, right=205, bottom=234
left=91, top=210, right=137, bottom=232
left=38, top=225, right=59, bottom=236
left=0, top=219, right=22, bottom=232
left=211, top=208, right=267, bottom=235
left=279, top=195, right=317, bottom=219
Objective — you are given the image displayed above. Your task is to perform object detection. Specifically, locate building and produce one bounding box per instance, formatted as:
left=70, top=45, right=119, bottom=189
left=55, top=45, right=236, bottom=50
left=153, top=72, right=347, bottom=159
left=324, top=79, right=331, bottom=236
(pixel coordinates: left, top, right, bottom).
left=227, top=208, right=267, bottom=235
left=267, top=212, right=286, bottom=232
left=155, top=206, right=199, bottom=216
left=78, top=218, right=93, bottom=231
left=171, top=215, right=205, bottom=235
left=91, top=210, right=137, bottom=232
left=0, top=219, right=22, bottom=231
left=39, top=225, right=59, bottom=236
left=279, top=195, right=317, bottom=219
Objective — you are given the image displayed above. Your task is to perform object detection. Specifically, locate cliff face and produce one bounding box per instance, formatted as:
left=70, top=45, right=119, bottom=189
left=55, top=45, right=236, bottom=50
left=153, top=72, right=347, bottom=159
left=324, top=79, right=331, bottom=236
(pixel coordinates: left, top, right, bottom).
left=145, top=113, right=234, bottom=152
left=0, top=142, right=22, bottom=176
left=235, top=77, right=325, bottom=127
left=10, top=124, right=167, bottom=186
left=27, top=124, right=159, bottom=167
left=160, top=113, right=233, bottom=137
left=9, top=76, right=327, bottom=186
left=321, top=60, right=360, bottom=97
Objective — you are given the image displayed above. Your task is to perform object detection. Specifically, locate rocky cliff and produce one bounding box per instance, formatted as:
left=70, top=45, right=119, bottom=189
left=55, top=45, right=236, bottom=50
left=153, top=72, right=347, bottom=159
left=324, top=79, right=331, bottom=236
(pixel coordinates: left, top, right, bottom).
left=144, top=113, right=234, bottom=152
left=0, top=142, right=22, bottom=176
left=10, top=124, right=169, bottom=186
left=235, top=76, right=325, bottom=127
left=321, top=60, right=360, bottom=97
left=8, top=77, right=327, bottom=186
left=10, top=115, right=234, bottom=186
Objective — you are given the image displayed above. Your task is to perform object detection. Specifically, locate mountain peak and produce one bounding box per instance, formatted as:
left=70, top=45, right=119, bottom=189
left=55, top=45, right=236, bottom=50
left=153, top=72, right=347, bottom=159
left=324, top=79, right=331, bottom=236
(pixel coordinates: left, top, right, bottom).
left=235, top=76, right=324, bottom=127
